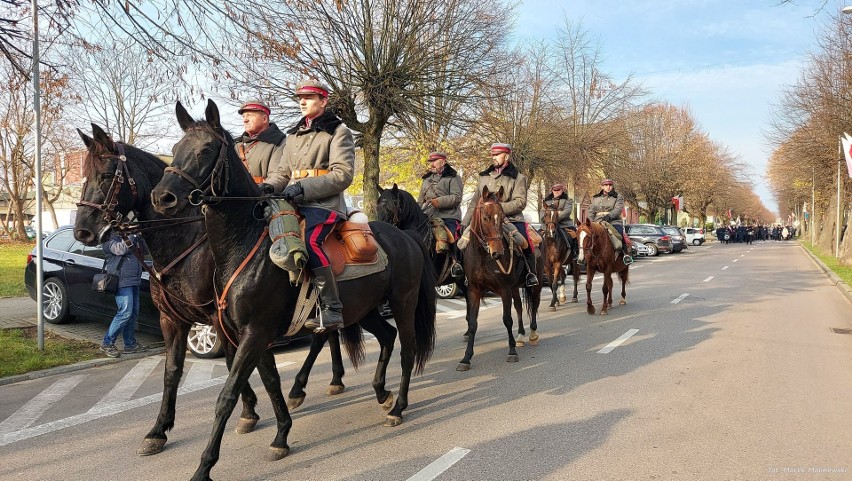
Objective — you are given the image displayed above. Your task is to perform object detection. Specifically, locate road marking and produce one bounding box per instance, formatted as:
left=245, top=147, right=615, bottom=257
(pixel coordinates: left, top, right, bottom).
left=671, top=293, right=689, bottom=304
left=435, top=303, right=456, bottom=314
left=732, top=259, right=738, bottom=263
left=0, top=360, right=296, bottom=447
left=703, top=276, right=714, bottom=282
left=407, top=447, right=471, bottom=481
left=0, top=374, right=86, bottom=435
left=182, top=359, right=216, bottom=389
left=90, top=358, right=160, bottom=413
left=597, top=329, right=639, bottom=354
left=740, top=254, right=745, bottom=257
left=444, top=298, right=467, bottom=307
left=722, top=265, right=730, bottom=270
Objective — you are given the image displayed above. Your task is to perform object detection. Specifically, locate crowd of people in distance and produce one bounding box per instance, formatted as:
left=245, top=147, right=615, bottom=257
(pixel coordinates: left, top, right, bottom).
left=715, top=223, right=796, bottom=244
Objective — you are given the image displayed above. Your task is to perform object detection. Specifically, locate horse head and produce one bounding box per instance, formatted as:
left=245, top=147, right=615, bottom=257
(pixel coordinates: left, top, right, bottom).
left=74, top=124, right=166, bottom=245
left=376, top=183, right=402, bottom=226
left=541, top=201, right=560, bottom=239
left=153, top=100, right=251, bottom=217
left=577, top=218, right=596, bottom=263
left=471, top=185, right=506, bottom=259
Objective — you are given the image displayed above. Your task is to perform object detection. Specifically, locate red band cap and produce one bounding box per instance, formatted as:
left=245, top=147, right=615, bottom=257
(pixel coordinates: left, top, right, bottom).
left=241, top=103, right=270, bottom=115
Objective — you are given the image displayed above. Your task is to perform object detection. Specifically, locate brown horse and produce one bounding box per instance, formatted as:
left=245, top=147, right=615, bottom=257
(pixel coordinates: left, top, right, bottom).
left=577, top=218, right=629, bottom=315
left=458, top=186, right=542, bottom=370
left=541, top=203, right=580, bottom=309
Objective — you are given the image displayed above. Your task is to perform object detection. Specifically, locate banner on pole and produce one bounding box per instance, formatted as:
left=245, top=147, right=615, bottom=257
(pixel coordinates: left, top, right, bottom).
left=841, top=133, right=852, bottom=178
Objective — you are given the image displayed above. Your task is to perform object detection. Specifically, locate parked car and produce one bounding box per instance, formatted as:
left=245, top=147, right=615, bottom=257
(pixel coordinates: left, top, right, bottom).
left=624, top=224, right=673, bottom=256
left=436, top=283, right=461, bottom=299
left=24, top=226, right=303, bottom=358
left=660, top=226, right=687, bottom=253
left=684, top=227, right=706, bottom=245
left=632, top=241, right=651, bottom=257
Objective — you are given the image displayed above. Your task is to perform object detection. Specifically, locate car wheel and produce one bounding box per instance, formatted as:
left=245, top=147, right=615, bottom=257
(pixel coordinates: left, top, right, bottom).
left=42, top=277, right=71, bottom=324
left=435, top=283, right=459, bottom=299
left=187, top=323, right=224, bottom=358
left=692, top=239, right=702, bottom=246
left=645, top=243, right=659, bottom=256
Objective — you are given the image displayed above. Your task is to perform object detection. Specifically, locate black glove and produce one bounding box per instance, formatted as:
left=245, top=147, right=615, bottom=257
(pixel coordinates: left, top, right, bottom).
left=282, top=182, right=304, bottom=201
left=258, top=183, right=275, bottom=194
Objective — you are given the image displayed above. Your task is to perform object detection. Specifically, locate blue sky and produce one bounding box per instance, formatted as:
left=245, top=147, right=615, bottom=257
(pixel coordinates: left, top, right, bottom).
left=514, top=0, right=835, bottom=215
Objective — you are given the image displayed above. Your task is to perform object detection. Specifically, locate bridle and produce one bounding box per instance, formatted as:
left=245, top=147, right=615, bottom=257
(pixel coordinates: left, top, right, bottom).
left=470, top=197, right=517, bottom=274
left=76, top=143, right=138, bottom=226
left=162, top=125, right=229, bottom=206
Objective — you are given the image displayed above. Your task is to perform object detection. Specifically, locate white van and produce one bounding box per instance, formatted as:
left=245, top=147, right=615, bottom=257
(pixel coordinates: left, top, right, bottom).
left=684, top=227, right=706, bottom=245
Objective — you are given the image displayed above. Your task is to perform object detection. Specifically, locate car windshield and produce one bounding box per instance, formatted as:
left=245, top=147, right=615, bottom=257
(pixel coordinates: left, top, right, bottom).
left=662, top=227, right=682, bottom=236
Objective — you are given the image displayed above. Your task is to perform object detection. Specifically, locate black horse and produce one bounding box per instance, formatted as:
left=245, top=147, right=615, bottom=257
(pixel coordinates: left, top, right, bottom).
left=150, top=100, right=437, bottom=481
left=457, top=186, right=542, bottom=370
left=72, top=124, right=348, bottom=457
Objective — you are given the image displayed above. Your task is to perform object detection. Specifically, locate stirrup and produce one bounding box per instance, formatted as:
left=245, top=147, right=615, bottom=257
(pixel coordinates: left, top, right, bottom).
left=451, top=262, right=464, bottom=278
left=525, top=273, right=539, bottom=287
left=622, top=255, right=634, bottom=265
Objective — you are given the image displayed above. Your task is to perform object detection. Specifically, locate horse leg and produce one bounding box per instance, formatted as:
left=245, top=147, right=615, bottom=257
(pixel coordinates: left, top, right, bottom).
left=548, top=262, right=559, bottom=310
left=287, top=332, right=329, bottom=409
left=192, top=335, right=275, bottom=481
left=600, top=273, right=612, bottom=315
left=254, top=349, right=293, bottom=461
left=571, top=261, right=580, bottom=303
left=619, top=268, right=628, bottom=305
left=360, top=312, right=398, bottom=414
left=226, top=341, right=260, bottom=434
left=501, top=289, right=519, bottom=362
left=457, top=288, right=482, bottom=371
left=325, top=330, right=346, bottom=395
left=514, top=288, right=526, bottom=346
left=585, top=268, right=596, bottom=315
left=138, top=317, right=189, bottom=456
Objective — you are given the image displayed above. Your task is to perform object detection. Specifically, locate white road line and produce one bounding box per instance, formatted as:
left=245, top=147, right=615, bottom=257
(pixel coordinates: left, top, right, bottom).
left=671, top=293, right=689, bottom=304
left=703, top=276, right=714, bottom=282
left=90, top=358, right=161, bottom=413
left=597, top=329, right=639, bottom=354
left=444, top=298, right=467, bottom=307
left=722, top=265, right=730, bottom=270
left=407, top=447, right=471, bottom=481
left=732, top=259, right=738, bottom=263
left=435, top=303, right=456, bottom=314
left=182, top=359, right=216, bottom=389
left=0, top=374, right=87, bottom=435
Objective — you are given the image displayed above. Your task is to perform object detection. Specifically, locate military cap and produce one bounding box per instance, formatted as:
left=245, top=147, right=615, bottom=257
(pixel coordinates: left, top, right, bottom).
left=237, top=100, right=271, bottom=115
left=551, top=183, right=566, bottom=191
left=428, top=151, right=448, bottom=161
left=601, top=178, right=614, bottom=186
left=490, top=143, right=512, bottom=154
left=295, top=80, right=330, bottom=98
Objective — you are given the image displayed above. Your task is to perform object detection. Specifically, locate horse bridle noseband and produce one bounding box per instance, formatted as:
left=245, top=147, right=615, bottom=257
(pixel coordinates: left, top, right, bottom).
left=163, top=125, right=229, bottom=206
left=76, top=143, right=138, bottom=226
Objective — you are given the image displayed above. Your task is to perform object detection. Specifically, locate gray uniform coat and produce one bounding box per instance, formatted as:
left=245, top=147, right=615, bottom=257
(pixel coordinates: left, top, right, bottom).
left=539, top=192, right=575, bottom=228
left=265, top=111, right=355, bottom=216
left=417, top=164, right=463, bottom=221
left=588, top=190, right=625, bottom=226
left=234, top=123, right=286, bottom=181
left=462, top=162, right=528, bottom=226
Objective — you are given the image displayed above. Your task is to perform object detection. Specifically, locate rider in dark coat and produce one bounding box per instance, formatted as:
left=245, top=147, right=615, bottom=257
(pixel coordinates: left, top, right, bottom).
left=418, top=151, right=464, bottom=277
left=539, top=183, right=576, bottom=251
left=234, top=100, right=286, bottom=184
left=587, top=178, right=631, bottom=263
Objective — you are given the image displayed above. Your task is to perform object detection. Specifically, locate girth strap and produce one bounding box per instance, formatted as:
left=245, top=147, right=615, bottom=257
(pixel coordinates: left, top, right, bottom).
left=216, top=227, right=269, bottom=348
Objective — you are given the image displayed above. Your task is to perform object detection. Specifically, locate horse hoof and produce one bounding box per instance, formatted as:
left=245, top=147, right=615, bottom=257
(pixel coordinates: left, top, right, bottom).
left=266, top=446, right=290, bottom=461
left=571, top=298, right=578, bottom=303
left=529, top=331, right=539, bottom=345
left=558, top=295, right=567, bottom=303
left=326, top=384, right=345, bottom=396
left=137, top=437, right=166, bottom=456
left=587, top=307, right=595, bottom=315
left=380, top=392, right=395, bottom=410
left=515, top=333, right=526, bottom=346
left=507, top=354, right=519, bottom=362
left=456, top=362, right=471, bottom=371
left=384, top=415, right=403, bottom=427
left=550, top=305, right=557, bottom=311
left=619, top=299, right=626, bottom=305
left=286, top=395, right=305, bottom=410
left=600, top=310, right=608, bottom=316
left=235, top=417, right=258, bottom=434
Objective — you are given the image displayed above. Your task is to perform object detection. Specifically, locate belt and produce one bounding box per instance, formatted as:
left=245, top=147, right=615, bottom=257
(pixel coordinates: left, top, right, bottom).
left=252, top=176, right=264, bottom=184
left=292, top=169, right=329, bottom=180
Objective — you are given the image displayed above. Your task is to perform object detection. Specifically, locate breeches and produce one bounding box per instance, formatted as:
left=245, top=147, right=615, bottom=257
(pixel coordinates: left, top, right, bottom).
left=301, top=206, right=340, bottom=269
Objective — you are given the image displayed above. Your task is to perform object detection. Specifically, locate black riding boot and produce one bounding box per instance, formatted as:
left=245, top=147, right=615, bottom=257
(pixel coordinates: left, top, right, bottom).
left=304, top=266, right=343, bottom=333
left=450, top=244, right=464, bottom=278
left=523, top=248, right=538, bottom=287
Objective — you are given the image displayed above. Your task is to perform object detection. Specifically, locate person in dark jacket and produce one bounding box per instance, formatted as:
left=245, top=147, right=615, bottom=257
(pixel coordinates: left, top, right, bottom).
left=234, top=100, right=286, bottom=184
left=587, top=178, right=632, bottom=264
left=100, top=233, right=147, bottom=358
left=418, top=151, right=464, bottom=277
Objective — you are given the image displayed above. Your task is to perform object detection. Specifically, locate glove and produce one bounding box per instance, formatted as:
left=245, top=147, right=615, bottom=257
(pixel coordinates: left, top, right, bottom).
left=258, top=183, right=275, bottom=194
left=430, top=198, right=440, bottom=208
left=281, top=182, right=304, bottom=201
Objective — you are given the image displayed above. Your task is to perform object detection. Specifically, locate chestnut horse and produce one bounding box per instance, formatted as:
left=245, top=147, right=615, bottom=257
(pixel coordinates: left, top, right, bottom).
left=540, top=203, right=580, bottom=309
left=577, top=218, right=629, bottom=315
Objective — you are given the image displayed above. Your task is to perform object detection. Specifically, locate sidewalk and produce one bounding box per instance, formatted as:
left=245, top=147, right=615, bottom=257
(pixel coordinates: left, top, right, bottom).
left=798, top=243, right=852, bottom=304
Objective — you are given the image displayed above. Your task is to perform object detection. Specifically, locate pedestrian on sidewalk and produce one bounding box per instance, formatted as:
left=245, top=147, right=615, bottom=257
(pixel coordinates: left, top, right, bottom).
left=100, top=233, right=148, bottom=358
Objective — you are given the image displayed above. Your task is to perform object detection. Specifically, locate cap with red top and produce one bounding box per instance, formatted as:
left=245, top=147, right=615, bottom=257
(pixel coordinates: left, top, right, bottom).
left=490, top=143, right=512, bottom=154
left=428, top=151, right=447, bottom=161
left=601, top=179, right=614, bottom=186
left=295, top=80, right=330, bottom=98
left=551, top=183, right=566, bottom=191
left=238, top=100, right=271, bottom=116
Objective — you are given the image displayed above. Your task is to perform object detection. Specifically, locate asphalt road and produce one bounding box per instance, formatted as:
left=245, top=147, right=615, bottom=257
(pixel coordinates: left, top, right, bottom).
left=1, top=241, right=851, bottom=481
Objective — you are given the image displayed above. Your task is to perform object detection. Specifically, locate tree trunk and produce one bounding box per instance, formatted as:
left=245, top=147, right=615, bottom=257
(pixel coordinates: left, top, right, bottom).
left=360, top=120, right=386, bottom=219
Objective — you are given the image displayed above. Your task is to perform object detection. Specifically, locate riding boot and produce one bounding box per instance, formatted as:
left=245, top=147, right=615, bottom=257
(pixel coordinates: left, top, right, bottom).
left=523, top=248, right=539, bottom=287
left=450, top=244, right=464, bottom=278
left=304, top=266, right=344, bottom=333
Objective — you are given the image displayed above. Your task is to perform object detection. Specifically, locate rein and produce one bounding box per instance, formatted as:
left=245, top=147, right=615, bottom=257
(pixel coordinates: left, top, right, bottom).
left=76, top=143, right=138, bottom=225
left=470, top=198, right=515, bottom=275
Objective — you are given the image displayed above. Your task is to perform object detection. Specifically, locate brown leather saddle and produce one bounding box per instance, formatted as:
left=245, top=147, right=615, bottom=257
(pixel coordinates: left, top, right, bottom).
left=318, top=221, right=380, bottom=277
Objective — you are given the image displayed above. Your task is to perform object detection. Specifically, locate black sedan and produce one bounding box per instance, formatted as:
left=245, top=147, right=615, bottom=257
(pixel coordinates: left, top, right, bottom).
left=24, top=226, right=303, bottom=358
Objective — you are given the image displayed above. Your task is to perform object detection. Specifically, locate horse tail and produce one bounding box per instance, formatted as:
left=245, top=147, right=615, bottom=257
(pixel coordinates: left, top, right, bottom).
left=340, top=324, right=365, bottom=370
left=404, top=229, right=437, bottom=375
left=522, top=285, right=535, bottom=320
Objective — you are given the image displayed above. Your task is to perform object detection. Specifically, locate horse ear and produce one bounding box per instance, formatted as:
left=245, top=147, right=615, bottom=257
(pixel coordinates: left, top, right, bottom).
left=375, top=182, right=383, bottom=193
left=482, top=185, right=490, bottom=198
left=205, top=99, right=221, bottom=130
left=78, top=128, right=93, bottom=149
left=91, top=123, right=114, bottom=151
left=496, top=186, right=505, bottom=201
left=392, top=183, right=399, bottom=193
left=176, top=101, right=195, bottom=131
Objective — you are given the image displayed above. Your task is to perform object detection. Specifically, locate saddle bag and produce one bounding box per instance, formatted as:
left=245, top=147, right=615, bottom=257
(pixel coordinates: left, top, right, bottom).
left=526, top=225, right=542, bottom=248
left=430, top=217, right=450, bottom=253
left=268, top=199, right=309, bottom=274
left=334, top=222, right=379, bottom=263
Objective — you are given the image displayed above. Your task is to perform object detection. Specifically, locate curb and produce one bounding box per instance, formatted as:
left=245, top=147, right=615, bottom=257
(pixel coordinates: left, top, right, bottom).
left=798, top=242, right=852, bottom=304
left=0, top=347, right=166, bottom=387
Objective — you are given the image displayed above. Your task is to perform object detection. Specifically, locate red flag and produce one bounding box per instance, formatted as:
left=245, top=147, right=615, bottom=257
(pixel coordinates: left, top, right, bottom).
left=842, top=133, right=852, bottom=178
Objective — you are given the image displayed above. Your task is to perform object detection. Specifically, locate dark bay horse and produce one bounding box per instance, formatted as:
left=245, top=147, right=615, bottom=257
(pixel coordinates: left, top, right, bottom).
left=150, top=100, right=437, bottom=480
left=458, top=186, right=542, bottom=371
left=72, top=124, right=348, bottom=457
left=577, top=218, right=629, bottom=315
left=541, top=203, right=580, bottom=309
